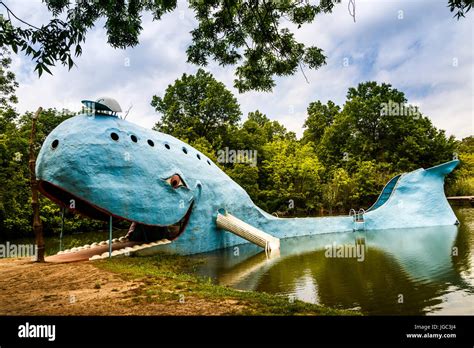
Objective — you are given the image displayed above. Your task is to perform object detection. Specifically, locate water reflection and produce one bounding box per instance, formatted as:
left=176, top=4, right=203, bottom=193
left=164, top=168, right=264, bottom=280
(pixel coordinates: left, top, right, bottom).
left=193, top=208, right=474, bottom=315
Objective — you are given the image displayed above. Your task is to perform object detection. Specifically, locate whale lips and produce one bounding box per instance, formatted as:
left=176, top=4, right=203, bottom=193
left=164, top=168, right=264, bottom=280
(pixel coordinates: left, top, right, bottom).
left=126, top=201, right=194, bottom=242
left=39, top=181, right=111, bottom=221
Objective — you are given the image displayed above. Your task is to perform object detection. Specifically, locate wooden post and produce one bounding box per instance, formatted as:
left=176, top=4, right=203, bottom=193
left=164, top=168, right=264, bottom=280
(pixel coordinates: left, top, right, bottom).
left=60, top=207, right=65, bottom=251
left=109, top=216, right=112, bottom=258
left=29, top=107, right=45, bottom=262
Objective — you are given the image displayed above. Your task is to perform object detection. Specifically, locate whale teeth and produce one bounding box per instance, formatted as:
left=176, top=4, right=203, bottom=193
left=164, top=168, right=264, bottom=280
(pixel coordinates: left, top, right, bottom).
left=86, top=238, right=172, bottom=260
left=83, top=244, right=90, bottom=249
left=91, top=242, right=98, bottom=247
left=118, top=236, right=128, bottom=242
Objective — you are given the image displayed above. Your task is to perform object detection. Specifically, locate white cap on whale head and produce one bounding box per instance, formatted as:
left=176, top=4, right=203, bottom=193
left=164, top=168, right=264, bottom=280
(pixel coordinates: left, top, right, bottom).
left=81, top=97, right=122, bottom=115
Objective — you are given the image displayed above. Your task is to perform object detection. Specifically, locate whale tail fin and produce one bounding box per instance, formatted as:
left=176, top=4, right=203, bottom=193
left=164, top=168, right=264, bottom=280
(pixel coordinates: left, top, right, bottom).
left=365, top=160, right=460, bottom=229
left=424, top=159, right=460, bottom=177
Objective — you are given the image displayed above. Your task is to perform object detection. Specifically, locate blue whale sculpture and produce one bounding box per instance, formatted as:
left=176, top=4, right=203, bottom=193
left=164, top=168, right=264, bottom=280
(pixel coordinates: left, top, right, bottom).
left=36, top=106, right=460, bottom=257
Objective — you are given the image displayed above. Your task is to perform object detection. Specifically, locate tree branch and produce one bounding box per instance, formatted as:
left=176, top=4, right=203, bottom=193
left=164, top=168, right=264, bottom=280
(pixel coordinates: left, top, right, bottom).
left=0, top=1, right=40, bottom=29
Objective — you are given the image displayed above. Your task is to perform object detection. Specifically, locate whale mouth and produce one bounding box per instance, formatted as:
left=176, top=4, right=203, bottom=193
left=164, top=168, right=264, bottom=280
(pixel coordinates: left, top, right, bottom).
left=38, top=181, right=193, bottom=262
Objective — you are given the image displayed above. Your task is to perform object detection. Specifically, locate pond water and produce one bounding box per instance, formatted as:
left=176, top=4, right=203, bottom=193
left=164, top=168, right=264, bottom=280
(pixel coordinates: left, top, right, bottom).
left=193, top=207, right=474, bottom=315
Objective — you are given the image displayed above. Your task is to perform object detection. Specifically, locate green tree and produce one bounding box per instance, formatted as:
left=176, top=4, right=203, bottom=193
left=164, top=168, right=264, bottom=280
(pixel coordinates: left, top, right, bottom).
left=349, top=160, right=392, bottom=209
left=226, top=110, right=292, bottom=165
left=0, top=47, right=18, bottom=110
left=261, top=140, right=324, bottom=214
left=316, top=82, right=457, bottom=172
left=447, top=136, right=474, bottom=196
left=226, top=163, right=260, bottom=201
left=322, top=167, right=353, bottom=215
left=0, top=107, right=105, bottom=240
left=302, top=100, right=340, bottom=146
left=152, top=69, right=241, bottom=150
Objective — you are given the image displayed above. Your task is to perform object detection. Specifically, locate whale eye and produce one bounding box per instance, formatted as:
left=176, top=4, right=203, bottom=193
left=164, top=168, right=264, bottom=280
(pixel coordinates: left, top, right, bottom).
left=166, top=174, right=186, bottom=189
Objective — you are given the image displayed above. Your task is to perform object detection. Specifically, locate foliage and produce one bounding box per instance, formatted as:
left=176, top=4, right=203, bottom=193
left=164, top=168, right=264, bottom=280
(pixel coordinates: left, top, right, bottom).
left=0, top=47, right=17, bottom=109
left=152, top=69, right=241, bottom=150
left=447, top=136, right=474, bottom=196
left=448, top=0, right=473, bottom=19
left=322, top=167, right=353, bottom=214
left=0, top=106, right=107, bottom=240
left=187, top=0, right=334, bottom=92
left=315, top=82, right=457, bottom=172
left=226, top=163, right=260, bottom=200
left=260, top=140, right=324, bottom=214
left=302, top=100, right=339, bottom=147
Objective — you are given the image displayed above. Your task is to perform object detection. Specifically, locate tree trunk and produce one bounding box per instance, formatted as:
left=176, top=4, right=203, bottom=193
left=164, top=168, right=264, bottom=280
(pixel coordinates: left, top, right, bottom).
left=29, top=107, right=45, bottom=262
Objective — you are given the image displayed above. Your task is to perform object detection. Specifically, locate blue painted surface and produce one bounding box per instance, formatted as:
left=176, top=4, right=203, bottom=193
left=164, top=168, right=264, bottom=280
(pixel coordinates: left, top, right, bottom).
left=36, top=113, right=460, bottom=255
left=366, top=174, right=401, bottom=211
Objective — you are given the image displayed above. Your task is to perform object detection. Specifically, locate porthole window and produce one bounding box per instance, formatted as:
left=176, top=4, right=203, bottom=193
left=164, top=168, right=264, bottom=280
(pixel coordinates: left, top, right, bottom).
left=130, top=135, right=138, bottom=143
left=110, top=133, right=119, bottom=141
left=164, top=143, right=170, bottom=149
left=196, top=154, right=201, bottom=160
left=147, top=140, right=154, bottom=147
left=51, top=139, right=59, bottom=149
left=182, top=147, right=188, bottom=154
left=207, top=160, right=211, bottom=166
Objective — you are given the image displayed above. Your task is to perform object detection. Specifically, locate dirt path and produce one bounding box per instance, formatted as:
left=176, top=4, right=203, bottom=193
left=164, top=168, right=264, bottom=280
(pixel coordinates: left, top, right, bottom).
left=0, top=258, right=242, bottom=315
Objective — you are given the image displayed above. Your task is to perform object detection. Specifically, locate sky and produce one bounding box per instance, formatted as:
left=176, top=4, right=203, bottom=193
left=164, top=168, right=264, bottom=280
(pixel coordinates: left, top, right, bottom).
left=4, top=0, right=474, bottom=139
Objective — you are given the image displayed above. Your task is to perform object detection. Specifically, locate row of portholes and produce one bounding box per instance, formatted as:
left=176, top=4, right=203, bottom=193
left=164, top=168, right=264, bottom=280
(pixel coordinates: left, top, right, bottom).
left=110, top=132, right=211, bottom=166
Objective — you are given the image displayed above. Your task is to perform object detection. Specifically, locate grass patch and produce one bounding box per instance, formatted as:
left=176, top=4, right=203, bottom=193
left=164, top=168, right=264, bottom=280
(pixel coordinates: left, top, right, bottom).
left=95, top=253, right=359, bottom=316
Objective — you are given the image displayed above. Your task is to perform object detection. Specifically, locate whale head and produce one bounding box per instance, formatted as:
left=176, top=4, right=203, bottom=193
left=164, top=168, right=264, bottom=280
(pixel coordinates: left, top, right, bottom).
left=35, top=112, right=217, bottom=240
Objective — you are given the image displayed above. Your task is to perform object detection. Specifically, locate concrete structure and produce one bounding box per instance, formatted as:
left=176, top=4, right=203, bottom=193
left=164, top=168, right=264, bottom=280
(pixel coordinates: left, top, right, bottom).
left=36, top=101, right=460, bottom=258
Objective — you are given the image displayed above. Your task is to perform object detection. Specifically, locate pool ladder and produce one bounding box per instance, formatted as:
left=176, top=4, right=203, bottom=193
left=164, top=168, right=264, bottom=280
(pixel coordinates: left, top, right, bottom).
left=350, top=208, right=366, bottom=231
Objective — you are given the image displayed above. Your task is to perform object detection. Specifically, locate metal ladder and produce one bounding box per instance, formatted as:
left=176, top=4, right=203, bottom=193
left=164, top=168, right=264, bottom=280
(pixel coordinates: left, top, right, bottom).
left=350, top=208, right=366, bottom=231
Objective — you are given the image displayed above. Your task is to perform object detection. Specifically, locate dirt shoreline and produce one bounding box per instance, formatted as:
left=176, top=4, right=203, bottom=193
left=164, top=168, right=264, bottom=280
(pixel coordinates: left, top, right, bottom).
left=0, top=258, right=243, bottom=315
